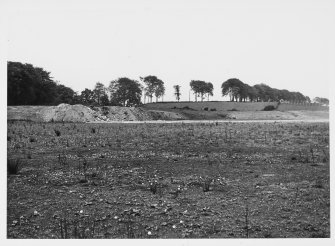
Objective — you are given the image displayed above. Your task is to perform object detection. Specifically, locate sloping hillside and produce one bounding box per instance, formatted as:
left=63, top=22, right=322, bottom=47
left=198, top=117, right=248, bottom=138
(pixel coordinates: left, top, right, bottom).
left=7, top=103, right=329, bottom=122
left=142, top=101, right=329, bottom=121
left=144, top=101, right=328, bottom=112
left=7, top=104, right=187, bottom=122
left=143, top=101, right=279, bottom=111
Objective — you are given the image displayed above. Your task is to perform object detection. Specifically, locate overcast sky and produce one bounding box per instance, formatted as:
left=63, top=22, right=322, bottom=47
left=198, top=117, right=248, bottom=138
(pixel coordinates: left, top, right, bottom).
left=3, top=0, right=335, bottom=101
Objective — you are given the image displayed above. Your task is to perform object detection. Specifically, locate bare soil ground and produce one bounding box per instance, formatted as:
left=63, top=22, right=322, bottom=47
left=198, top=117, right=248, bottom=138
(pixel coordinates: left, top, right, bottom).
left=7, top=121, right=330, bottom=238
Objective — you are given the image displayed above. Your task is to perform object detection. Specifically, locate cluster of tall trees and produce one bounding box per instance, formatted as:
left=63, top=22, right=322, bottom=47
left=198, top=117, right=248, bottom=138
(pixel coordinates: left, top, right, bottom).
left=108, top=78, right=143, bottom=106
left=313, top=97, right=329, bottom=105
left=221, top=78, right=311, bottom=103
left=8, top=62, right=76, bottom=105
left=8, top=61, right=325, bottom=106
left=189, top=80, right=214, bottom=102
left=7, top=62, right=162, bottom=107
left=140, top=76, right=165, bottom=103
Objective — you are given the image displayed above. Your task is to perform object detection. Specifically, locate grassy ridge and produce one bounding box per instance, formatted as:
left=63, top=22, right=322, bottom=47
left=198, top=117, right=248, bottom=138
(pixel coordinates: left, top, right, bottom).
left=143, top=101, right=327, bottom=112
left=143, top=101, right=278, bottom=111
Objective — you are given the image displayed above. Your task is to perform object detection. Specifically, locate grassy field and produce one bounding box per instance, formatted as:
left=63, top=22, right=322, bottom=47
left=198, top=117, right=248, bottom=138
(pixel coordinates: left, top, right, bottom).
left=143, top=101, right=327, bottom=112
left=142, top=102, right=329, bottom=121
left=143, top=101, right=278, bottom=111
left=7, top=121, right=330, bottom=238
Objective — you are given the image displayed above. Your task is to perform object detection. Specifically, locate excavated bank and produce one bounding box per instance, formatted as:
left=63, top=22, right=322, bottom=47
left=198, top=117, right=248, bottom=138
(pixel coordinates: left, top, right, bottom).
left=7, top=104, right=187, bottom=122
left=7, top=104, right=328, bottom=122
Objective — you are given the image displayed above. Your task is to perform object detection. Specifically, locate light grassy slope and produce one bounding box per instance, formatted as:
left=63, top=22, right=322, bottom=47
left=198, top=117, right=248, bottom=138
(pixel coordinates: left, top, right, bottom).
left=7, top=104, right=187, bottom=122
left=7, top=103, right=329, bottom=122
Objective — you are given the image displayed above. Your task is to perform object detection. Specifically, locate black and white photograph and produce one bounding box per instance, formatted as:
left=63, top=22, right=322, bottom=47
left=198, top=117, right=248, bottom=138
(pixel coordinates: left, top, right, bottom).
left=1, top=0, right=334, bottom=242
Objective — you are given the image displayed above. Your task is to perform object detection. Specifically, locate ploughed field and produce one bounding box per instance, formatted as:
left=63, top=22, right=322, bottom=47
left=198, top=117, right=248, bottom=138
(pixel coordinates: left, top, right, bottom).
left=7, top=121, right=330, bottom=238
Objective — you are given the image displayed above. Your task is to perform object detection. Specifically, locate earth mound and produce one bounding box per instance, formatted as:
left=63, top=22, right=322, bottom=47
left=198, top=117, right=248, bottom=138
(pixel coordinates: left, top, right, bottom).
left=39, top=104, right=105, bottom=122
left=7, top=104, right=187, bottom=122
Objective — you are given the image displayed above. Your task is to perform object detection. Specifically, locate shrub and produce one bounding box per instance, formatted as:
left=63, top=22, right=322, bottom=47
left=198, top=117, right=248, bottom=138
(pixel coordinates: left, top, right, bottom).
left=8, top=159, right=20, bottom=175
left=263, top=105, right=276, bottom=111
left=181, top=106, right=196, bottom=110
left=263, top=231, right=274, bottom=238
left=228, top=108, right=238, bottom=111
left=90, top=106, right=99, bottom=111
left=210, top=108, right=216, bottom=111
left=79, top=178, right=88, bottom=183
left=102, top=106, right=109, bottom=116
left=218, top=113, right=228, bottom=118
left=203, top=107, right=209, bottom=111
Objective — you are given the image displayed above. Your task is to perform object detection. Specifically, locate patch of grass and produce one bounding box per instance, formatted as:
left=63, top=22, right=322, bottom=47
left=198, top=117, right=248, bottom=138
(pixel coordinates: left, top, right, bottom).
left=217, top=113, right=229, bottom=119
left=183, top=106, right=196, bottom=110
left=54, top=129, right=61, bottom=136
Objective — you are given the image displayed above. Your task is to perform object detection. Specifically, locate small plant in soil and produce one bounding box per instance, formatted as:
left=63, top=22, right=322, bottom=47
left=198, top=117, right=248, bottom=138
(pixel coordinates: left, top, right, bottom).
left=58, top=153, right=67, bottom=167
left=310, top=146, right=316, bottom=164
left=54, top=129, right=61, bottom=136
left=29, top=136, right=36, bottom=143
left=201, top=177, right=213, bottom=192
left=149, top=180, right=158, bottom=194
left=313, top=180, right=324, bottom=189
left=244, top=203, right=250, bottom=238
left=169, top=185, right=182, bottom=198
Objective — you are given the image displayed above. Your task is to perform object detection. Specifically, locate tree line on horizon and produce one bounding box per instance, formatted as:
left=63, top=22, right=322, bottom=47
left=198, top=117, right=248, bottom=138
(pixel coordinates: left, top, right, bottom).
left=221, top=78, right=312, bottom=103
left=7, top=61, right=329, bottom=107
